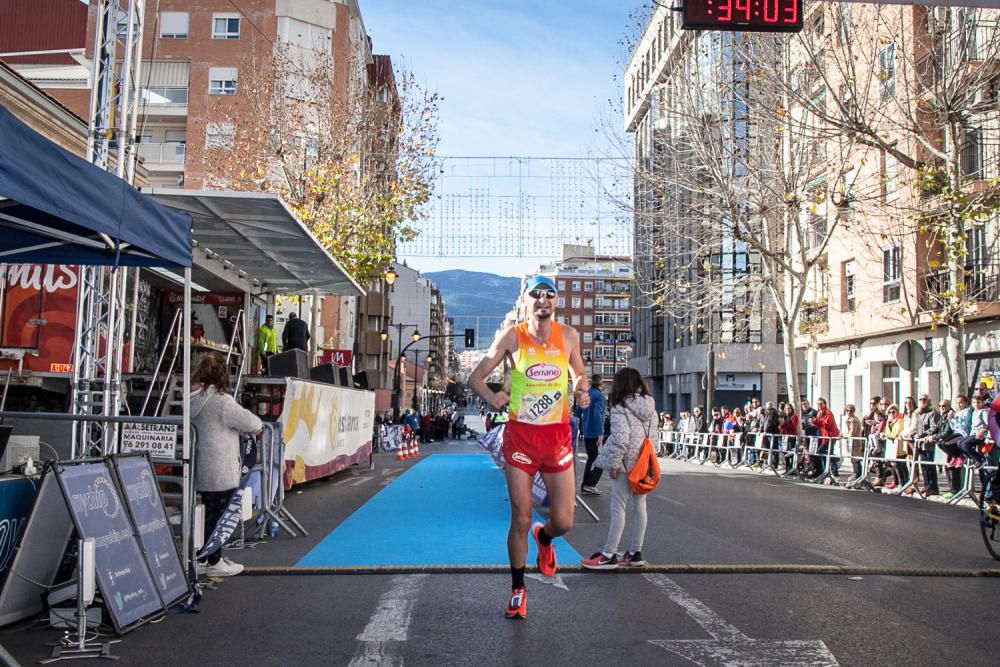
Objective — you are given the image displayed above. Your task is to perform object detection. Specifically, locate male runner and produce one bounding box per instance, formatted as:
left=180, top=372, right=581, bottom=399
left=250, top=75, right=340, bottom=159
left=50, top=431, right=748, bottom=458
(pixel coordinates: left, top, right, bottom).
left=468, top=275, right=589, bottom=620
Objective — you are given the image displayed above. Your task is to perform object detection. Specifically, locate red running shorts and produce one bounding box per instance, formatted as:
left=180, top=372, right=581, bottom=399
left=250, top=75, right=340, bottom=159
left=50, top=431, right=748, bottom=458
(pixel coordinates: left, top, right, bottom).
left=502, top=420, right=573, bottom=476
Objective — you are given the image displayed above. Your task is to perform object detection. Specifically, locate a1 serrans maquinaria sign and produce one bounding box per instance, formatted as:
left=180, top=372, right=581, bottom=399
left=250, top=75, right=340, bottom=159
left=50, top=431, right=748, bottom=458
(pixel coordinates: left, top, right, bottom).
left=681, top=0, right=804, bottom=33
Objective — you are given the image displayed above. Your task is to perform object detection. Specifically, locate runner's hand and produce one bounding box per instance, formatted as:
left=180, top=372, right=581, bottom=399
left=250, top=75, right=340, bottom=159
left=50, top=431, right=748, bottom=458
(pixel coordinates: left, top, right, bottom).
left=490, top=391, right=510, bottom=411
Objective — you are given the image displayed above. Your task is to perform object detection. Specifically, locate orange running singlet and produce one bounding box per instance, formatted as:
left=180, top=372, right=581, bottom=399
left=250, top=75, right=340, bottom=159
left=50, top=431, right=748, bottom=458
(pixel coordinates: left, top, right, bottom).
left=508, top=322, right=569, bottom=425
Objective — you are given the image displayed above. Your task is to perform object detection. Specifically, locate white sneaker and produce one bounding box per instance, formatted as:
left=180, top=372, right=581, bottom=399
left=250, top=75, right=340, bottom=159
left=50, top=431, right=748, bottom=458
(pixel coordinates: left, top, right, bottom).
left=205, top=557, right=244, bottom=577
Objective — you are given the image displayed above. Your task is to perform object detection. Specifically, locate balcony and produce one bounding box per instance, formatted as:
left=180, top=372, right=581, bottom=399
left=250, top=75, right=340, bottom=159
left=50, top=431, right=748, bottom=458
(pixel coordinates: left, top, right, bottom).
left=798, top=300, right=829, bottom=334
left=920, top=261, right=1000, bottom=311
left=139, top=87, right=189, bottom=119
left=136, top=143, right=185, bottom=171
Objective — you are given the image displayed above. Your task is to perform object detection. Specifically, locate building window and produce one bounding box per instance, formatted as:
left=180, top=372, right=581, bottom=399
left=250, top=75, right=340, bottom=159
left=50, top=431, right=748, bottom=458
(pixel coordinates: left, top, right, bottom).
left=883, top=151, right=899, bottom=202
left=878, top=42, right=896, bottom=102
left=160, top=12, right=188, bottom=39
left=557, top=297, right=565, bottom=308
left=882, top=245, right=901, bottom=303
left=583, top=332, right=593, bottom=343
left=842, top=260, right=856, bottom=312
left=584, top=315, right=593, bottom=326
left=584, top=298, right=593, bottom=309
left=205, top=122, right=235, bottom=150
left=208, top=67, right=238, bottom=95
left=212, top=13, right=241, bottom=39
left=583, top=349, right=592, bottom=361
left=881, top=364, right=900, bottom=406
left=572, top=297, right=581, bottom=309
left=571, top=315, right=581, bottom=326
left=557, top=280, right=566, bottom=291
left=572, top=281, right=581, bottom=291
left=583, top=281, right=593, bottom=291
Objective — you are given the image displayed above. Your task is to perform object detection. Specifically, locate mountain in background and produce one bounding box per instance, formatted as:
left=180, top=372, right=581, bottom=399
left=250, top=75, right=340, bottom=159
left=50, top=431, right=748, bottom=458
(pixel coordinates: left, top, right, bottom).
left=423, top=271, right=520, bottom=346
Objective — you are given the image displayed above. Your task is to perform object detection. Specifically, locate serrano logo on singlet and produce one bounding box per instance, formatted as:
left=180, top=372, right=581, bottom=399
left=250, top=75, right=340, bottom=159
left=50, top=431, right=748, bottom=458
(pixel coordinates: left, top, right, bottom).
left=524, top=363, right=561, bottom=381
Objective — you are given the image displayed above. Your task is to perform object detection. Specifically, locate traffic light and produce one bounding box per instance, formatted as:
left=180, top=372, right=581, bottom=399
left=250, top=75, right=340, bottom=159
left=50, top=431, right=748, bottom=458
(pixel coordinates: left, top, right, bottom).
left=464, top=328, right=475, bottom=348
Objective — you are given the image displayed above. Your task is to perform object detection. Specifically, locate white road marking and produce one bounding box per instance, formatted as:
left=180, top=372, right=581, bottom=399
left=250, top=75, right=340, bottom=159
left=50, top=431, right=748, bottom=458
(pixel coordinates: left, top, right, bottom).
left=525, top=572, right=578, bottom=591
left=646, top=574, right=839, bottom=666
left=349, top=574, right=428, bottom=666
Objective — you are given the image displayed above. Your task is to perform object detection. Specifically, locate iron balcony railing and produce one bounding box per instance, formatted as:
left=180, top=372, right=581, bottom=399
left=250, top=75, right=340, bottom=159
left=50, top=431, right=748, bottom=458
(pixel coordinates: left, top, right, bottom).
left=920, top=261, right=1000, bottom=311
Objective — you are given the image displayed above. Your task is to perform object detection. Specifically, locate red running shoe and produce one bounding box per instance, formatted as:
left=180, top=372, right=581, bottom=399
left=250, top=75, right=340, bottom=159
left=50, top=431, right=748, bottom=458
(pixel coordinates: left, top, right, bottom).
left=504, top=586, right=527, bottom=619
left=532, top=522, right=557, bottom=577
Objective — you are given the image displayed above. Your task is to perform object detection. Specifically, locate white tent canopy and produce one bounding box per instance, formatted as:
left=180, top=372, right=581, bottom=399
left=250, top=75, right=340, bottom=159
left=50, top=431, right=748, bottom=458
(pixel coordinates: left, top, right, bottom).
left=145, top=189, right=364, bottom=298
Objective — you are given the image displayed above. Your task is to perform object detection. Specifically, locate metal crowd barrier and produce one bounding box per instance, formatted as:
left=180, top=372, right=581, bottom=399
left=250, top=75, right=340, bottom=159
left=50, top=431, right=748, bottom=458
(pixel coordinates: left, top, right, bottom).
left=658, top=427, right=996, bottom=506
left=257, top=422, right=307, bottom=538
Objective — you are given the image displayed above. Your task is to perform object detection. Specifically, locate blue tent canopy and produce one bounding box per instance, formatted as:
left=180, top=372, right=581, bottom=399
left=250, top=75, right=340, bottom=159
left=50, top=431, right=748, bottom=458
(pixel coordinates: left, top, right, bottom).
left=0, top=104, right=191, bottom=268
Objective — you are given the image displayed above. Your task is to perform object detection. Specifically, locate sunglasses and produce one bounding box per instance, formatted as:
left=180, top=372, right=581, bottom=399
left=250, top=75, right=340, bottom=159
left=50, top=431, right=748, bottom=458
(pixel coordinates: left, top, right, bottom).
left=528, top=288, right=557, bottom=300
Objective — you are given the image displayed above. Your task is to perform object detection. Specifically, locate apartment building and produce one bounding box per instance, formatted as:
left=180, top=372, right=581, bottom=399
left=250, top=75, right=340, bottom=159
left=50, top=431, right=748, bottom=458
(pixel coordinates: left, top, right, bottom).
left=624, top=6, right=793, bottom=414
left=387, top=261, right=449, bottom=412
left=1, top=1, right=399, bottom=391
left=519, top=245, right=633, bottom=380
left=800, top=4, right=1000, bottom=409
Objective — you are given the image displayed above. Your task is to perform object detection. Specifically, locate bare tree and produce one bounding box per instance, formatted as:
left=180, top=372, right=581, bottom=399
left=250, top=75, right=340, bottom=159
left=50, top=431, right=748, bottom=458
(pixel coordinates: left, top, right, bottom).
left=779, top=4, right=1000, bottom=394
left=615, top=19, right=870, bottom=417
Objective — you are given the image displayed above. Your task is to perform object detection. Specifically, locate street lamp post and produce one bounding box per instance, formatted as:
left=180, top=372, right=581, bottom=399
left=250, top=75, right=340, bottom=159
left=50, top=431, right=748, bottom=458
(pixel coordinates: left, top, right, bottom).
left=381, top=324, right=421, bottom=423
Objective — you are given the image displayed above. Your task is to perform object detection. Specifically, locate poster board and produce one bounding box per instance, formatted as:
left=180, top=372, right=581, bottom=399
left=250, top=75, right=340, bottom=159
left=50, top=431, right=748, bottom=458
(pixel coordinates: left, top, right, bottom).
left=120, top=422, right=177, bottom=459
left=56, top=461, right=164, bottom=633
left=112, top=454, right=190, bottom=609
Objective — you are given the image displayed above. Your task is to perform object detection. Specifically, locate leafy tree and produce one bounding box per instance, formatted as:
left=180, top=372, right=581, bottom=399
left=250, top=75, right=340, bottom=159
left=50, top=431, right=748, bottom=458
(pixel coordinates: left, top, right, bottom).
left=199, top=44, right=439, bottom=280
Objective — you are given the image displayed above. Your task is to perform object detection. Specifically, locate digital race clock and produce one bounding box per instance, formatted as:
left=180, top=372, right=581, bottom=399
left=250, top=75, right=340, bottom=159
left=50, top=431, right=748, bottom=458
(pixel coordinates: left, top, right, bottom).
left=681, top=0, right=804, bottom=33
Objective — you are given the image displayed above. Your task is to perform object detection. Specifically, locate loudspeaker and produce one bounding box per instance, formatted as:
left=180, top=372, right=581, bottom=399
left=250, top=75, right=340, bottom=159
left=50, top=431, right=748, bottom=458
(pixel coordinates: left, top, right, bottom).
left=352, top=371, right=371, bottom=390
left=308, top=363, right=337, bottom=385
left=269, top=349, right=309, bottom=379
left=338, top=366, right=350, bottom=387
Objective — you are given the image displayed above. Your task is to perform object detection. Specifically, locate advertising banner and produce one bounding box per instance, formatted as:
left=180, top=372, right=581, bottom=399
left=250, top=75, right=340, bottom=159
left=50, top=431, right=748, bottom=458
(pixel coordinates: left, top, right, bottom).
left=280, top=378, right=374, bottom=489
left=0, top=264, right=78, bottom=373
left=0, top=478, right=38, bottom=589
left=120, top=423, right=177, bottom=459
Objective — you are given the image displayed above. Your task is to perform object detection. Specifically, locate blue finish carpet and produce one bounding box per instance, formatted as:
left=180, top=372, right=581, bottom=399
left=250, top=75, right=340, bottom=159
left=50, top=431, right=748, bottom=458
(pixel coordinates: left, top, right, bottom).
left=296, top=453, right=581, bottom=567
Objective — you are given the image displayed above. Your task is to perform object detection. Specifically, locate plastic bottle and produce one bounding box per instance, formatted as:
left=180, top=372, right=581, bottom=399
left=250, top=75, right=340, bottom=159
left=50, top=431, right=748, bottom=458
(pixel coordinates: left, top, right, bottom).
left=268, top=520, right=279, bottom=538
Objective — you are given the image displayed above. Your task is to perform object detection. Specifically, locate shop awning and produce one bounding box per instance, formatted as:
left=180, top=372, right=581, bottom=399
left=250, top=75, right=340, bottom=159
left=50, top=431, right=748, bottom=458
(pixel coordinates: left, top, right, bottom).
left=145, top=189, right=364, bottom=297
left=0, top=105, right=192, bottom=268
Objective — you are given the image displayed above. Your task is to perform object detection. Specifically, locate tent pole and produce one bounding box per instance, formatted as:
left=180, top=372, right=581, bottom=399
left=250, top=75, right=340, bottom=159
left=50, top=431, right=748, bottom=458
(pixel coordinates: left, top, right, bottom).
left=127, top=268, right=140, bottom=373
left=310, top=289, right=320, bottom=365
left=182, top=268, right=192, bottom=568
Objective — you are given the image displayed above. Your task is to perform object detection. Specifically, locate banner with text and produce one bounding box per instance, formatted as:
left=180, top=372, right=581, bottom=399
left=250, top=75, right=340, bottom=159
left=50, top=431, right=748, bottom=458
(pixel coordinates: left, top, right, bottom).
left=280, top=378, right=374, bottom=489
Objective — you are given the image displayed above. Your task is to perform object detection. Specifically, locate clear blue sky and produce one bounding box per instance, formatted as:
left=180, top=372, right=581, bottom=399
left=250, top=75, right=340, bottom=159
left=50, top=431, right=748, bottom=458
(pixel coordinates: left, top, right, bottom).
left=363, top=0, right=637, bottom=276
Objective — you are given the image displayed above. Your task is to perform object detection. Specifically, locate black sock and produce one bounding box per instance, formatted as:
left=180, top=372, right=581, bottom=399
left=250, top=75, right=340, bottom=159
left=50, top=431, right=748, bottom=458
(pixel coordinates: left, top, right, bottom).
left=511, top=566, right=525, bottom=590
left=537, top=526, right=553, bottom=546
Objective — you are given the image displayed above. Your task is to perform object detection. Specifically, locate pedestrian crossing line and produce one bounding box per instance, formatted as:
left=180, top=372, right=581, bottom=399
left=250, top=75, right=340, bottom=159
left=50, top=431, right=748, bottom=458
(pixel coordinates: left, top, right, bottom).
left=242, top=564, right=1000, bottom=577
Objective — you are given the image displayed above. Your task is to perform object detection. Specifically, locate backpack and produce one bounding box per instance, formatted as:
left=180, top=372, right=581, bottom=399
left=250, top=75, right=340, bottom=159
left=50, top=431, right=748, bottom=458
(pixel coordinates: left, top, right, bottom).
left=625, top=405, right=661, bottom=495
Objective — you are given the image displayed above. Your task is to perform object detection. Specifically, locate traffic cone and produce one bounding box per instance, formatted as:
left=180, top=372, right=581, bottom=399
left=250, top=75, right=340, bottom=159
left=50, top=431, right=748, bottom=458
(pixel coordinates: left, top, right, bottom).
left=410, top=438, right=420, bottom=458
left=396, top=440, right=407, bottom=461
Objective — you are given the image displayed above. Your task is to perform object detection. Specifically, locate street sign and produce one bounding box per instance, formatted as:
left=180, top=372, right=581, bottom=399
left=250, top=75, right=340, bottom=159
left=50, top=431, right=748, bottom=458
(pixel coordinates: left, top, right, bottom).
left=895, top=339, right=926, bottom=372
left=681, top=0, right=804, bottom=33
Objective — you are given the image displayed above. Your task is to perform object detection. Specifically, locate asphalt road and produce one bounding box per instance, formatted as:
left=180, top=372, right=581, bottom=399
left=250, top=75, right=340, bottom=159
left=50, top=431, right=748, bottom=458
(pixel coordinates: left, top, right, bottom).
left=2, top=413, right=997, bottom=666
